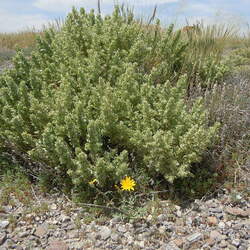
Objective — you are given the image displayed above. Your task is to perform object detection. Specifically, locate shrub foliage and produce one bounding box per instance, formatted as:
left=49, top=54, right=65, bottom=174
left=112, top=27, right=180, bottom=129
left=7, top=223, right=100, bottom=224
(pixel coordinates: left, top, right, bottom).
left=0, top=7, right=219, bottom=201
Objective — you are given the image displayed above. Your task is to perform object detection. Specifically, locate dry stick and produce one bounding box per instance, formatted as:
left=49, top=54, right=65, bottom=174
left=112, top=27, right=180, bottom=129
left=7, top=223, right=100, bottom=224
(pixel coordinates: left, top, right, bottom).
left=31, top=185, right=41, bottom=205
left=184, top=183, right=226, bottom=216
left=147, top=5, right=157, bottom=26
left=60, top=189, right=130, bottom=216
left=75, top=203, right=130, bottom=216
left=2, top=142, right=41, bottom=180
left=136, top=189, right=170, bottom=197
left=97, top=0, right=101, bottom=15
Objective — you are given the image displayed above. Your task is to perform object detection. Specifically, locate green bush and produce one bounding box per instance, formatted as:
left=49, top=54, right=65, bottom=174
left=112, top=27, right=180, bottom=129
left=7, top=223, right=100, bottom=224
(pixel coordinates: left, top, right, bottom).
left=0, top=6, right=219, bottom=202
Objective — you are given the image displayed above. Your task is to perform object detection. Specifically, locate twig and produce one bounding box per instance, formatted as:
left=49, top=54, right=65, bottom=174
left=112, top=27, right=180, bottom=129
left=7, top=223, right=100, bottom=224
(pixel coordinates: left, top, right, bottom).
left=31, top=185, right=41, bottom=205
left=76, top=203, right=130, bottom=216
left=136, top=189, right=170, bottom=197
left=184, top=183, right=226, bottom=215
left=60, top=189, right=130, bottom=216
left=97, top=0, right=101, bottom=15
left=147, top=5, right=157, bottom=26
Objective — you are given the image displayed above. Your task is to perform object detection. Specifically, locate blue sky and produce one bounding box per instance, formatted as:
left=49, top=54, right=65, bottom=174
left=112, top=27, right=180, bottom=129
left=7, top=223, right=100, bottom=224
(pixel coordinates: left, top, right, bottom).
left=1, top=0, right=250, bottom=33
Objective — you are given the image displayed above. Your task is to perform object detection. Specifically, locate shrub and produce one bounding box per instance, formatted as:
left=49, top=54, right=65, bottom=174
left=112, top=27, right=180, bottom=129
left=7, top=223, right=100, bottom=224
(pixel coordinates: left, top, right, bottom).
left=0, top=6, right=219, bottom=202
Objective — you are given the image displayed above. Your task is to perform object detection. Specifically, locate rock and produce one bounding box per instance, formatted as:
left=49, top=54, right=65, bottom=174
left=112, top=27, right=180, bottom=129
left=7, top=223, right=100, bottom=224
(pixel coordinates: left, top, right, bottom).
left=4, top=238, right=15, bottom=248
left=164, top=241, right=181, bottom=250
left=157, top=214, right=167, bottom=223
left=47, top=240, right=69, bottom=250
left=146, top=215, right=153, bottom=222
left=175, top=218, right=184, bottom=226
left=117, top=225, right=127, bottom=233
left=2, top=206, right=12, bottom=213
left=18, top=231, right=29, bottom=238
left=210, top=230, right=224, bottom=241
left=34, top=224, right=48, bottom=238
left=209, top=207, right=223, bottom=213
left=226, top=207, right=250, bottom=217
left=186, top=217, right=193, bottom=226
left=35, top=216, right=40, bottom=222
left=14, top=246, right=24, bottom=250
left=232, top=222, right=244, bottom=230
left=60, top=215, right=71, bottom=223
left=207, top=216, right=218, bottom=226
left=67, top=230, right=79, bottom=239
left=49, top=204, right=57, bottom=210
left=232, top=239, right=241, bottom=247
left=228, top=244, right=238, bottom=250
left=0, top=221, right=9, bottom=230
left=218, top=221, right=226, bottom=229
left=111, top=233, right=119, bottom=241
left=110, top=216, right=121, bottom=224
left=176, top=210, right=182, bottom=217
left=219, top=240, right=228, bottom=248
left=0, top=232, right=7, bottom=245
left=205, top=237, right=215, bottom=247
left=173, top=238, right=183, bottom=248
left=71, top=241, right=85, bottom=249
left=175, top=205, right=181, bottom=210
left=186, top=232, right=202, bottom=243
left=135, top=240, right=145, bottom=248
left=99, top=226, right=111, bottom=240
left=158, top=226, right=166, bottom=234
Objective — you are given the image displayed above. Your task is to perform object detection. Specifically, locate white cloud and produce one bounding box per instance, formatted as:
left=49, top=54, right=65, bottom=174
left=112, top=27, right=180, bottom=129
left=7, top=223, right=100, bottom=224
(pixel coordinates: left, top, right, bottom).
left=33, top=0, right=179, bottom=12
left=33, top=0, right=87, bottom=12
left=0, top=10, right=50, bottom=32
left=186, top=3, right=214, bottom=13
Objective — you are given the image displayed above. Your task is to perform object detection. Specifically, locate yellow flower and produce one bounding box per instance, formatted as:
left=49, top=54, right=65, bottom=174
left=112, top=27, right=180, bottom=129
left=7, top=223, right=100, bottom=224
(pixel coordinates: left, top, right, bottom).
left=120, top=176, right=136, bottom=191
left=88, top=179, right=98, bottom=185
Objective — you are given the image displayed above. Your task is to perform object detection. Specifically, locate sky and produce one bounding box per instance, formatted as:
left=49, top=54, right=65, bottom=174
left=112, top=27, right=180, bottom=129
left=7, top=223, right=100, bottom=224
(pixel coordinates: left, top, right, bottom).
left=0, top=0, right=250, bottom=33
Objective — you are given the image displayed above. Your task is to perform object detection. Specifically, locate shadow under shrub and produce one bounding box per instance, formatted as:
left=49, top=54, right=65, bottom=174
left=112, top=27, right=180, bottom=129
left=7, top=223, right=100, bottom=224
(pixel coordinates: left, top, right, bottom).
left=0, top=6, right=219, bottom=204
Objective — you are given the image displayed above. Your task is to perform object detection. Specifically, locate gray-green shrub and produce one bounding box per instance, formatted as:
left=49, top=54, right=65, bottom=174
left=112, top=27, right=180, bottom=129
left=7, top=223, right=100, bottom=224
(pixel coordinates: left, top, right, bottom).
left=0, top=6, right=219, bottom=201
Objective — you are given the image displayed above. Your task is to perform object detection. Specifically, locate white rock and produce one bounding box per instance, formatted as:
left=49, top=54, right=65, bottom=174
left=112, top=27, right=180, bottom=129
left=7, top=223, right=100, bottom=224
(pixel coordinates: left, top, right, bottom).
left=99, top=226, right=111, bottom=240
left=137, top=240, right=145, bottom=248
left=50, top=204, right=57, bottom=210
left=117, top=225, right=127, bottom=233
left=210, top=230, right=223, bottom=241
left=218, top=221, right=225, bottom=229
left=158, top=226, right=166, bottom=234
left=176, top=210, right=182, bottom=217
left=186, top=232, right=202, bottom=243
left=60, top=215, right=71, bottom=223
left=232, top=239, right=240, bottom=247
left=111, top=233, right=119, bottom=241
left=147, top=215, right=153, bottom=222
left=0, top=221, right=9, bottom=229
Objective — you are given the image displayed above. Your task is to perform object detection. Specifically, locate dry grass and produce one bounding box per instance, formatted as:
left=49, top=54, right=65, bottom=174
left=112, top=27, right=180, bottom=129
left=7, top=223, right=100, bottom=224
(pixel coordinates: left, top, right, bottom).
left=0, top=29, right=43, bottom=50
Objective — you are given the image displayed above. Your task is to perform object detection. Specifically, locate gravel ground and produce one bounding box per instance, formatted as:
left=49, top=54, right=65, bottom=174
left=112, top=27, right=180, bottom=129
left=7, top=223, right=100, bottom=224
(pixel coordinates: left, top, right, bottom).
left=0, top=185, right=249, bottom=250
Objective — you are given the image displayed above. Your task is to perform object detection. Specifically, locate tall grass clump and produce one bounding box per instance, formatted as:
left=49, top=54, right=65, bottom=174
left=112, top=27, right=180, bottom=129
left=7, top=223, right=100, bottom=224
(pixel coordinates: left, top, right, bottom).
left=0, top=6, right=220, bottom=204
left=181, top=22, right=233, bottom=87
left=0, top=29, right=42, bottom=50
